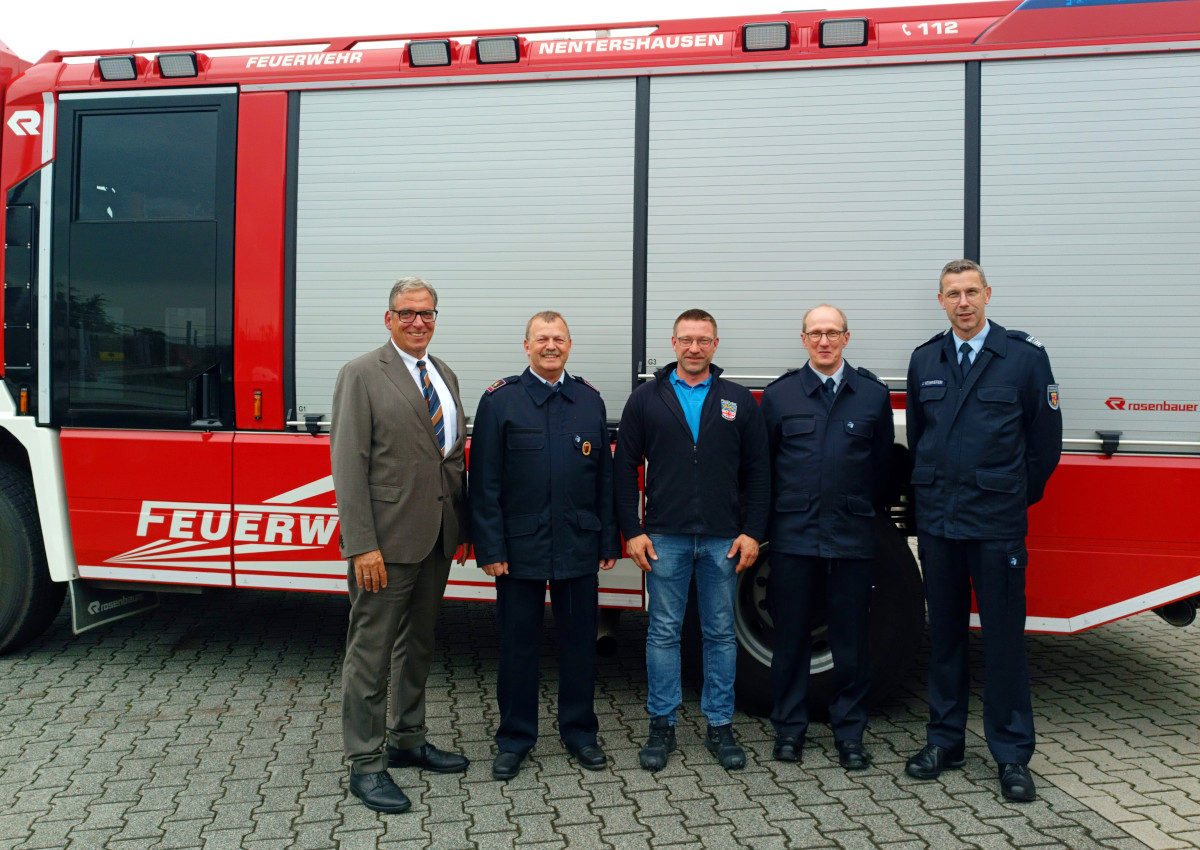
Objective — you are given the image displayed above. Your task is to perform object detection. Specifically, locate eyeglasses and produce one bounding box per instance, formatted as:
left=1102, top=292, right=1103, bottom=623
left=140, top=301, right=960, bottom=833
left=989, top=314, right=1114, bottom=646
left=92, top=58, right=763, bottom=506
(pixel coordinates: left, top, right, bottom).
left=675, top=336, right=715, bottom=348
left=391, top=309, right=438, bottom=324
left=804, top=330, right=845, bottom=342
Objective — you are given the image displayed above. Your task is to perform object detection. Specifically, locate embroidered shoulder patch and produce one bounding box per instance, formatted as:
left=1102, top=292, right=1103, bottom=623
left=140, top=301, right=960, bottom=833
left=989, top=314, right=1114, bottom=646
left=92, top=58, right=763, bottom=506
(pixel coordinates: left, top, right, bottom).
left=574, top=375, right=598, bottom=392
left=485, top=378, right=507, bottom=393
left=1047, top=384, right=1060, bottom=410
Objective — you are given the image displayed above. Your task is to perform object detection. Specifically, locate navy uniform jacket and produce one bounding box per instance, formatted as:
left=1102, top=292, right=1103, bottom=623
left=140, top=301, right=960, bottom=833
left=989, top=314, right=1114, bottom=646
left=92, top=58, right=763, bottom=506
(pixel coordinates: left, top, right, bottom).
left=761, top=363, right=894, bottom=560
left=469, top=368, right=621, bottom=580
left=905, top=322, right=1062, bottom=541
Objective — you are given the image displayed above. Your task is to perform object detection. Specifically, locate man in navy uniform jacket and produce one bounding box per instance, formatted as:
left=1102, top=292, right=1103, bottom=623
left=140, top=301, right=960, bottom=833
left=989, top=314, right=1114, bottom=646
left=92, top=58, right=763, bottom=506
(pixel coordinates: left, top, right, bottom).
left=760, top=304, right=893, bottom=770
left=469, top=311, right=620, bottom=781
left=904, top=260, right=1062, bottom=803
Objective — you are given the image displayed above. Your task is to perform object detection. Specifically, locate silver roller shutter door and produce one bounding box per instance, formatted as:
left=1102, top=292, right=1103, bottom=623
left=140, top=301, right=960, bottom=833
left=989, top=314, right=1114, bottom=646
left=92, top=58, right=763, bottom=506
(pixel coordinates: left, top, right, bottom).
left=980, top=52, right=1200, bottom=450
left=293, top=79, right=635, bottom=421
left=645, top=64, right=965, bottom=384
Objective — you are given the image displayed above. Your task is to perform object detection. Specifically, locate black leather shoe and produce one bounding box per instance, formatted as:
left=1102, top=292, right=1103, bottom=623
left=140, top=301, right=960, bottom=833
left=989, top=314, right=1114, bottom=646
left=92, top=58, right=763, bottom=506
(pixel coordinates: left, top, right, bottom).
left=999, top=763, right=1037, bottom=802
left=568, top=743, right=608, bottom=770
left=773, top=735, right=802, bottom=763
left=348, top=770, right=411, bottom=814
left=836, top=740, right=871, bottom=771
left=387, top=742, right=469, bottom=774
left=492, top=751, right=525, bottom=780
left=905, top=743, right=966, bottom=780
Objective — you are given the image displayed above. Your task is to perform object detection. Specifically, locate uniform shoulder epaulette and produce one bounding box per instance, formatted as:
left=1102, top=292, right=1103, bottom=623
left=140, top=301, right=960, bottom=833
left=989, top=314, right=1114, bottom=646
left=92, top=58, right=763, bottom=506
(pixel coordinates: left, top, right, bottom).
left=765, top=368, right=801, bottom=388
left=572, top=374, right=600, bottom=393
left=485, top=375, right=521, bottom=394
left=855, top=366, right=887, bottom=387
left=916, top=330, right=947, bottom=349
left=1007, top=329, right=1046, bottom=350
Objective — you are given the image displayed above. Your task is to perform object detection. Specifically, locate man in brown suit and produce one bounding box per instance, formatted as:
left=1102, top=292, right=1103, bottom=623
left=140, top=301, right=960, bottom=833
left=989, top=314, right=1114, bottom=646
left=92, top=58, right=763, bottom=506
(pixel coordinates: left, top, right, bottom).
left=331, top=277, right=470, bottom=814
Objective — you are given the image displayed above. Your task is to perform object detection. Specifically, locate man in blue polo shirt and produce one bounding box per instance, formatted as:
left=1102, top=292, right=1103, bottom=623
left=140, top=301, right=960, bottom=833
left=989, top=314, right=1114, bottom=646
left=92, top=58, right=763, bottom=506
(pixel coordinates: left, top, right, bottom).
left=615, top=308, right=770, bottom=771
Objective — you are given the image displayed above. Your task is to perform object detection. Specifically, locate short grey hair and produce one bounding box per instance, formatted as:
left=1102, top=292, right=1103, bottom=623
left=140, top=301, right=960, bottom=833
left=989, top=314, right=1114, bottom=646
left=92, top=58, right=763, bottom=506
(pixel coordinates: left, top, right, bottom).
left=526, top=311, right=571, bottom=340
left=939, top=259, right=987, bottom=291
left=388, top=276, right=438, bottom=310
left=802, top=304, right=848, bottom=334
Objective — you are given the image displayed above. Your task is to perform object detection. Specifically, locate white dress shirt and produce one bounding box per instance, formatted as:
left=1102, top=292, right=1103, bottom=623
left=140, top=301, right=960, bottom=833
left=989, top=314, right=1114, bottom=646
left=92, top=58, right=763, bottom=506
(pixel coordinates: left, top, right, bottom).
left=392, top=342, right=459, bottom=453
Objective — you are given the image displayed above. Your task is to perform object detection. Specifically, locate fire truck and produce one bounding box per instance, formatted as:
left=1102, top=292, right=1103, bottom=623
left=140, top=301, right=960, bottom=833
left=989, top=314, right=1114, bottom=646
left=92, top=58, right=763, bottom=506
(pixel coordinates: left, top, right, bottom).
left=2, top=0, right=1199, bottom=715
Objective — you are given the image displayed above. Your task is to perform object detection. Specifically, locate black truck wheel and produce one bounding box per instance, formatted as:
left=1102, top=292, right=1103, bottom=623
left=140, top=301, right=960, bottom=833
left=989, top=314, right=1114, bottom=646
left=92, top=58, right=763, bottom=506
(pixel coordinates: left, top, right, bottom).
left=685, top=516, right=925, bottom=717
left=0, top=462, right=65, bottom=654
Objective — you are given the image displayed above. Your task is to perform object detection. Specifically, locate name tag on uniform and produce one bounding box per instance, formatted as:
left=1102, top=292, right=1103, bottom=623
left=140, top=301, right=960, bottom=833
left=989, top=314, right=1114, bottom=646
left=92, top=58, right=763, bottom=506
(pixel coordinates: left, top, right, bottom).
left=920, top=379, right=946, bottom=388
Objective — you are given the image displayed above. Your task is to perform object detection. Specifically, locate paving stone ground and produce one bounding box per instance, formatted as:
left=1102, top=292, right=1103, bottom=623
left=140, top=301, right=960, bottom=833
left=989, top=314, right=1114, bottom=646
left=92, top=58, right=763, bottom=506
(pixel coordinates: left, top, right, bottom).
left=2, top=586, right=1200, bottom=849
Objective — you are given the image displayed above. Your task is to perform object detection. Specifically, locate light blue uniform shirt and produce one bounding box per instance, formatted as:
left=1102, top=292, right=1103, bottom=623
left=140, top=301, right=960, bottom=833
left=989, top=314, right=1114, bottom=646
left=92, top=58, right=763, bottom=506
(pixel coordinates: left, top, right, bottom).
left=669, top=369, right=712, bottom=443
left=954, top=320, right=991, bottom=367
left=807, top=361, right=846, bottom=394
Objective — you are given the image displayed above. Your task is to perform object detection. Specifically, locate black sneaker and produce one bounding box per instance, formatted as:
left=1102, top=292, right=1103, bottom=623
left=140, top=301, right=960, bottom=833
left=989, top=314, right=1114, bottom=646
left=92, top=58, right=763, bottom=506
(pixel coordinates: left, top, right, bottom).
left=639, top=716, right=676, bottom=771
left=704, top=723, right=746, bottom=770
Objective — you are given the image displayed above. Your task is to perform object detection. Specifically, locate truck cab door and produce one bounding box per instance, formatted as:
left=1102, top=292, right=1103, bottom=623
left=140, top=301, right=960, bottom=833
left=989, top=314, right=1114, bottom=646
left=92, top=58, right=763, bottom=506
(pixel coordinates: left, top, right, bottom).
left=51, top=89, right=239, bottom=587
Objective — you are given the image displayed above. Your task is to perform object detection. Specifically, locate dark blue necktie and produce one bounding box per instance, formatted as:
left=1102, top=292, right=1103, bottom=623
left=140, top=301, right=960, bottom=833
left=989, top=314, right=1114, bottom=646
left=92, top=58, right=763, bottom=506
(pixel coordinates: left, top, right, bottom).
left=959, top=342, right=973, bottom=377
left=824, top=377, right=836, bottom=406
left=417, top=360, right=446, bottom=455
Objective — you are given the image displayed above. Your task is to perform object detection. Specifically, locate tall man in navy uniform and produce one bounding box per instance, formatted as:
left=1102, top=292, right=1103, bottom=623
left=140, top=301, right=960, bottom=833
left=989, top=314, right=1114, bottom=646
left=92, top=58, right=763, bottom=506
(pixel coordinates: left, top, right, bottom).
left=614, top=309, right=770, bottom=772
left=469, top=311, right=620, bottom=781
left=760, top=304, right=893, bottom=770
left=904, top=260, right=1061, bottom=803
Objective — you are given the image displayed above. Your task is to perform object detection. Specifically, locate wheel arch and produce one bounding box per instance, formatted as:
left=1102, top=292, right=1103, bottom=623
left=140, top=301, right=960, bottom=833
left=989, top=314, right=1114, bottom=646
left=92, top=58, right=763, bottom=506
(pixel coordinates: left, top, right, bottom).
left=0, top=416, right=78, bottom=583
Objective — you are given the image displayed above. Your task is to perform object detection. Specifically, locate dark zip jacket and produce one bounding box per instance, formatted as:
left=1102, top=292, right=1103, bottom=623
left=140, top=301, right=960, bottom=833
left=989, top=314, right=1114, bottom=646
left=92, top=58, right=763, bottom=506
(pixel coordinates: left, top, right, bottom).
left=614, top=363, right=770, bottom=541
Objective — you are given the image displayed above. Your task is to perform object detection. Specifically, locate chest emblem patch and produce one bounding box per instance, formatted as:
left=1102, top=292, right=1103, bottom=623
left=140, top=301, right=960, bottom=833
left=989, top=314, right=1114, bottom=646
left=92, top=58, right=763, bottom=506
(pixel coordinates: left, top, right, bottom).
left=582, top=441, right=592, bottom=456
left=721, top=399, right=737, bottom=421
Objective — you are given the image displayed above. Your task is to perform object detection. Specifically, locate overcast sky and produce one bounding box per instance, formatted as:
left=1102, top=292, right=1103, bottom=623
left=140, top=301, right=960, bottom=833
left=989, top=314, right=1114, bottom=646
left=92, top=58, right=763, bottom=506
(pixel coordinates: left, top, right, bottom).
left=6, top=0, right=987, bottom=62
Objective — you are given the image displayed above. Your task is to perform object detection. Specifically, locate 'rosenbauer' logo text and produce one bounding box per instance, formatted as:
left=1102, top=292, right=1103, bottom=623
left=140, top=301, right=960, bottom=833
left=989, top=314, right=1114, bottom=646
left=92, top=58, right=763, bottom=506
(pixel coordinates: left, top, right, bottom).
left=1106, top=397, right=1198, bottom=412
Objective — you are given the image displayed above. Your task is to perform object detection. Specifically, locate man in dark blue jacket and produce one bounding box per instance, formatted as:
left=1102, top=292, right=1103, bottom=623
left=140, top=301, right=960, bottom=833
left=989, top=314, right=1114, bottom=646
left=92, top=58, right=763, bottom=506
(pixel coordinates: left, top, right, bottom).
left=904, top=260, right=1061, bottom=803
left=761, top=304, right=893, bottom=770
left=614, top=309, right=770, bottom=772
left=469, top=311, right=621, bottom=781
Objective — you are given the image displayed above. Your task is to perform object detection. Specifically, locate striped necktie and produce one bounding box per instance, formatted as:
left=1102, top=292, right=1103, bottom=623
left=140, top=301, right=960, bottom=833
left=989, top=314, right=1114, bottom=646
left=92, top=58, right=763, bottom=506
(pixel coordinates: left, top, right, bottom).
left=416, top=360, right=446, bottom=455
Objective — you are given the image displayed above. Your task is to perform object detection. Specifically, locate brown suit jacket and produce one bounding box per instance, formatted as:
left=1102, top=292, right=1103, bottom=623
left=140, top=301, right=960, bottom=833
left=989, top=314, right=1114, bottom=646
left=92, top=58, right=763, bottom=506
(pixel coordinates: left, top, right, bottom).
left=331, top=343, right=468, bottom=563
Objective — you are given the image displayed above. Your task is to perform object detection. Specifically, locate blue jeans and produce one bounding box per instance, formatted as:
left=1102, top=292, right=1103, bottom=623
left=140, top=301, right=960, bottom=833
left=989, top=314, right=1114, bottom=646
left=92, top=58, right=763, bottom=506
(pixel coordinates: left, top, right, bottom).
left=645, top=534, right=739, bottom=727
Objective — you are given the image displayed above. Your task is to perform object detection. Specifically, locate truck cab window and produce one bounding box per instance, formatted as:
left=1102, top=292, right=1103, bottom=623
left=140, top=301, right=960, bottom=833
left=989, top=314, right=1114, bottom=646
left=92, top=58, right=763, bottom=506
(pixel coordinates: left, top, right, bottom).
left=75, top=111, right=218, bottom=222
left=53, top=95, right=236, bottom=429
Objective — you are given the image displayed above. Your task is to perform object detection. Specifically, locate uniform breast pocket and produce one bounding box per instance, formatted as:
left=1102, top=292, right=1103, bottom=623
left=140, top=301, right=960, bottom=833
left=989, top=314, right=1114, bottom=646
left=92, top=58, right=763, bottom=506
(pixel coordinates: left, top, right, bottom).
left=782, top=416, right=816, bottom=439
left=976, top=386, right=1021, bottom=428
left=919, top=386, right=946, bottom=405
left=844, top=420, right=874, bottom=439
left=506, top=428, right=545, bottom=450
left=977, top=386, right=1018, bottom=405
left=573, top=431, right=602, bottom=460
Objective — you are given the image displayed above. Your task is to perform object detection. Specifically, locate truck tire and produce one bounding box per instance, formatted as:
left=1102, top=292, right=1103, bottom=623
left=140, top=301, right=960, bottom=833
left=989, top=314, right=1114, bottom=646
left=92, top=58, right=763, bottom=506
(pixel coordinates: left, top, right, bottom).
left=684, top=516, right=925, bottom=718
left=0, top=463, right=65, bottom=654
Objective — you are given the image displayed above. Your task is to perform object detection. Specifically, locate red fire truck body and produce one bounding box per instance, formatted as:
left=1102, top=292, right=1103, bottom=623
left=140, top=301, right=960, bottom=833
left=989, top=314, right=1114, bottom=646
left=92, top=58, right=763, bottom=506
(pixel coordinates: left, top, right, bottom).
left=2, top=0, right=1199, bottom=710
